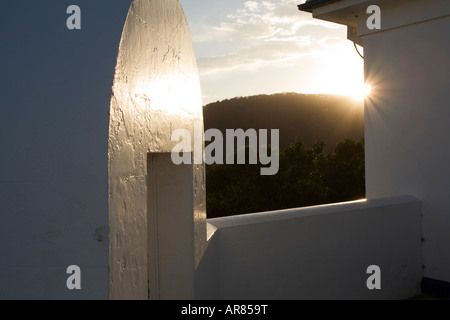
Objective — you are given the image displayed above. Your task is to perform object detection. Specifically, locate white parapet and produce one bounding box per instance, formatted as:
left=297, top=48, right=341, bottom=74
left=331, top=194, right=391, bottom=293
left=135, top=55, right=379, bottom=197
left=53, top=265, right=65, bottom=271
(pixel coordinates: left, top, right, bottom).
left=200, top=196, right=422, bottom=300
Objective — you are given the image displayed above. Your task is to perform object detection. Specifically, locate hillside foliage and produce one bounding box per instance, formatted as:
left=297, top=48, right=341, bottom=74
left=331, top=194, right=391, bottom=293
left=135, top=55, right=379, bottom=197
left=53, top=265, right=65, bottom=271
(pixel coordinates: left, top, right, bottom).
left=203, top=93, right=365, bottom=218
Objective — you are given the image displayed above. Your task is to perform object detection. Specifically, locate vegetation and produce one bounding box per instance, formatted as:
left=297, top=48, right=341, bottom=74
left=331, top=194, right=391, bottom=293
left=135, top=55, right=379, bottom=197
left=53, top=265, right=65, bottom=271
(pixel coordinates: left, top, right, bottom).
left=205, top=138, right=365, bottom=218
left=203, top=93, right=365, bottom=218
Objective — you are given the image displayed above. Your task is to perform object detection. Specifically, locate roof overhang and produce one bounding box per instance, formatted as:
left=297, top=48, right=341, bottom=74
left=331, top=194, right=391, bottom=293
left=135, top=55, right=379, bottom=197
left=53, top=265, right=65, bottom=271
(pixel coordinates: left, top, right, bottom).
left=299, top=0, right=450, bottom=36
left=297, top=0, right=407, bottom=46
left=297, top=0, right=343, bottom=13
left=298, top=0, right=393, bottom=28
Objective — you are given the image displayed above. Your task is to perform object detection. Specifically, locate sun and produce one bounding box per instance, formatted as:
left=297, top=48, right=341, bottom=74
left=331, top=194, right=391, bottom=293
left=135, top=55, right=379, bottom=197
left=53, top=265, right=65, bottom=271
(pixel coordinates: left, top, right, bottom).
left=363, top=83, right=372, bottom=97
left=306, top=46, right=369, bottom=101
left=351, top=83, right=372, bottom=101
left=340, top=82, right=372, bottom=101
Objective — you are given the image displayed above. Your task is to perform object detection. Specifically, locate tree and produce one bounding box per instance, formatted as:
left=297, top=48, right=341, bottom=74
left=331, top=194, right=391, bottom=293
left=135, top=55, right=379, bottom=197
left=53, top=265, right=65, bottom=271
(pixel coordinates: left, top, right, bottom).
left=206, top=138, right=365, bottom=218
left=324, top=139, right=365, bottom=203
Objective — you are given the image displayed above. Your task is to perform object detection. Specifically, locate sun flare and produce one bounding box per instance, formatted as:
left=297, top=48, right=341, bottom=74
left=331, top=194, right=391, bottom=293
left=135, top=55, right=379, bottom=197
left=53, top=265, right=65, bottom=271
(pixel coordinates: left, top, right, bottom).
left=304, top=45, right=369, bottom=102
left=363, top=83, right=372, bottom=97
left=351, top=83, right=372, bottom=101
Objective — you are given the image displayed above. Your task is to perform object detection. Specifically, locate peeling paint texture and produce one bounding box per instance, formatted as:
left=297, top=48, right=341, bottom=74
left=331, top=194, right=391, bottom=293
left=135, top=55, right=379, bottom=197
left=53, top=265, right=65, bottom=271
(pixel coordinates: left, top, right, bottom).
left=108, top=0, right=206, bottom=300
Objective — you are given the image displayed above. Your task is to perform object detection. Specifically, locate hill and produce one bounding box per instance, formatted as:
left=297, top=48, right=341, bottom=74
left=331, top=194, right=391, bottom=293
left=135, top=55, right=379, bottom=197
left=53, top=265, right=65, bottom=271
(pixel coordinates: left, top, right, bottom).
left=202, top=93, right=366, bottom=218
left=203, top=92, right=364, bottom=152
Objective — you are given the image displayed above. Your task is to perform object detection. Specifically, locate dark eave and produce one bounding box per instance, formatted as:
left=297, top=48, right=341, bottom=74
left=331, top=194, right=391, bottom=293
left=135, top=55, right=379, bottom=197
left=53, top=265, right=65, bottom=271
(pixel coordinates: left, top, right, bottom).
left=297, top=0, right=343, bottom=13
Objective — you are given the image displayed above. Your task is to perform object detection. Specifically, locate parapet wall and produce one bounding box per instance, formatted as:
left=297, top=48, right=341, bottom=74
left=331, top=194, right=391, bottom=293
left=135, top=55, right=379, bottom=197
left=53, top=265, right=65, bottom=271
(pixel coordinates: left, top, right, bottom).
left=199, top=196, right=422, bottom=299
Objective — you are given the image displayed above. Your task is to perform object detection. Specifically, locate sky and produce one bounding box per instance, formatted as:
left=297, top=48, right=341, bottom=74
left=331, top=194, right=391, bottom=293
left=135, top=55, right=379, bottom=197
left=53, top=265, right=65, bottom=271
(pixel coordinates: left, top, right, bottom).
left=180, top=0, right=365, bottom=105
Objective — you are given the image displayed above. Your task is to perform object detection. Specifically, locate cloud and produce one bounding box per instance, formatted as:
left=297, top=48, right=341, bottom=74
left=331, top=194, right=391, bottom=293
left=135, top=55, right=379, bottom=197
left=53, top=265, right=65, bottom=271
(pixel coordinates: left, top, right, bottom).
left=194, top=0, right=342, bottom=42
left=244, top=1, right=260, bottom=12
left=192, top=0, right=347, bottom=76
left=197, top=41, right=311, bottom=76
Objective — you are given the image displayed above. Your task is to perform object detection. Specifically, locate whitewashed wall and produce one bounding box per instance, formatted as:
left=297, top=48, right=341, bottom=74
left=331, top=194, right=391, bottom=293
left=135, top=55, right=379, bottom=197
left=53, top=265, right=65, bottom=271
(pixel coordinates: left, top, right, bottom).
left=362, top=1, right=450, bottom=284
left=299, top=0, right=450, bottom=295
left=0, top=0, right=206, bottom=300
left=0, top=1, right=131, bottom=299
left=200, top=196, right=422, bottom=300
left=3, top=0, right=447, bottom=300
left=108, top=0, right=206, bottom=299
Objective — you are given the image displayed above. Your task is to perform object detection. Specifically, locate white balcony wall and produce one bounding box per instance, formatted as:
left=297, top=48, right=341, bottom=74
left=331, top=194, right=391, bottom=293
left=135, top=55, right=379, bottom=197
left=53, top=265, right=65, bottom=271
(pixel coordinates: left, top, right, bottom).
left=198, top=196, right=422, bottom=300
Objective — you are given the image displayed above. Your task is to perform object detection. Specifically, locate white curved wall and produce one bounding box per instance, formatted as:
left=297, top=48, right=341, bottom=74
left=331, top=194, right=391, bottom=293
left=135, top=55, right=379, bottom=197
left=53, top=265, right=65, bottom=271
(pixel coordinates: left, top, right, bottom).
left=108, top=0, right=206, bottom=299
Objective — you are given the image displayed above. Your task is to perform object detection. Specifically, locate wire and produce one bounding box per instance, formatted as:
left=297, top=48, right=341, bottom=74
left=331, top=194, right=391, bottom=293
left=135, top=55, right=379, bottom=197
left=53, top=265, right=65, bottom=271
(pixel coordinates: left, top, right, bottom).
left=354, top=42, right=364, bottom=59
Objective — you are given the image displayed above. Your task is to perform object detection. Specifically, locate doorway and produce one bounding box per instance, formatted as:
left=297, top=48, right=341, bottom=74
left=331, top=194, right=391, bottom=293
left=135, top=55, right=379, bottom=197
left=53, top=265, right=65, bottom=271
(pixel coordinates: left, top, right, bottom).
left=147, top=152, right=195, bottom=299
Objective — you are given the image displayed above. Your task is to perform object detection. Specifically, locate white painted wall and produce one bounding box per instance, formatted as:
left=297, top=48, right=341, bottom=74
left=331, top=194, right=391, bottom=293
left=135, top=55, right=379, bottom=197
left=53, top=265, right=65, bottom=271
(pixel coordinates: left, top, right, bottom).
left=148, top=153, right=196, bottom=300
left=202, top=196, right=422, bottom=300
left=300, top=0, right=450, bottom=291
left=363, top=11, right=450, bottom=283
left=3, top=0, right=446, bottom=300
left=0, top=0, right=207, bottom=300
left=108, top=0, right=206, bottom=299
left=0, top=1, right=131, bottom=299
